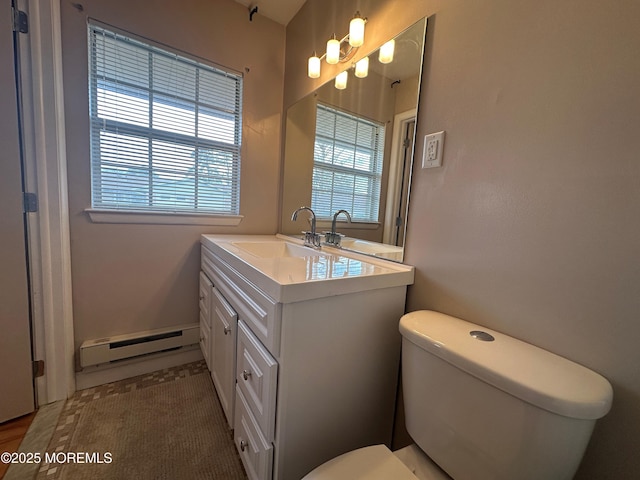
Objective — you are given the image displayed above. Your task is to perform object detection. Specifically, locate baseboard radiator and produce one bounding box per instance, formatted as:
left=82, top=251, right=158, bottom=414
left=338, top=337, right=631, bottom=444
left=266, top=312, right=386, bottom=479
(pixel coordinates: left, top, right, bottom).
left=80, top=323, right=199, bottom=368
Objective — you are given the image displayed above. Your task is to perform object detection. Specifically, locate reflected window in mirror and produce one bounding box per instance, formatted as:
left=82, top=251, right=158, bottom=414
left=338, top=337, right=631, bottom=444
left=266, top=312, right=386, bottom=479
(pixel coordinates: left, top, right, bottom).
left=311, top=104, right=385, bottom=222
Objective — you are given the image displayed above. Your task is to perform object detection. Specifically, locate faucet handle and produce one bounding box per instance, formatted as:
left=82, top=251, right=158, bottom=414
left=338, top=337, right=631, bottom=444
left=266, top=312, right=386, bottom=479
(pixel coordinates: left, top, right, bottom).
left=302, top=231, right=322, bottom=249
left=323, top=231, right=344, bottom=247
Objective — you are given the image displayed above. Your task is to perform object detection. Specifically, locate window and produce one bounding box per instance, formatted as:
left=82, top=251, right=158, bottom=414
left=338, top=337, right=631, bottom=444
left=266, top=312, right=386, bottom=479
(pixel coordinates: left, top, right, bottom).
left=312, top=104, right=385, bottom=222
left=88, top=24, right=243, bottom=215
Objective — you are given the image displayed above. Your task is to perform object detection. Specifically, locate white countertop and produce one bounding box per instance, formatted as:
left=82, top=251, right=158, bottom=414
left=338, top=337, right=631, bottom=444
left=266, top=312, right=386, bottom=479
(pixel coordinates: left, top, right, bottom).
left=201, top=234, right=414, bottom=303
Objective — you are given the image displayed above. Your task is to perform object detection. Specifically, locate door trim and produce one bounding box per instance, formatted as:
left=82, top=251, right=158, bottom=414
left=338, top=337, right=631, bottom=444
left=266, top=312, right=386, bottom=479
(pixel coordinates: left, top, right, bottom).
left=17, top=0, right=75, bottom=403
left=383, top=109, right=416, bottom=246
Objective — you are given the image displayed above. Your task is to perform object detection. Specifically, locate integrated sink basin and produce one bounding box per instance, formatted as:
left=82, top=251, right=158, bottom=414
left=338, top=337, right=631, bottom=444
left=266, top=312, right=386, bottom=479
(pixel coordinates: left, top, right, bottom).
left=201, top=234, right=414, bottom=303
left=232, top=241, right=324, bottom=258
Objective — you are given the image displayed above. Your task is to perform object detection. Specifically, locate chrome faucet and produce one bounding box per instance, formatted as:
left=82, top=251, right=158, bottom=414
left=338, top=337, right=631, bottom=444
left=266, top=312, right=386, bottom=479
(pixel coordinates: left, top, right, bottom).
left=323, top=209, right=352, bottom=247
left=291, top=206, right=321, bottom=248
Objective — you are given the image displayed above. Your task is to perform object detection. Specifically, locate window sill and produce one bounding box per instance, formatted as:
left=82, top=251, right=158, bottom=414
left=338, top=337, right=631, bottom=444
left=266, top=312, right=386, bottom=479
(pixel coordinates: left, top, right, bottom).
left=85, top=208, right=244, bottom=226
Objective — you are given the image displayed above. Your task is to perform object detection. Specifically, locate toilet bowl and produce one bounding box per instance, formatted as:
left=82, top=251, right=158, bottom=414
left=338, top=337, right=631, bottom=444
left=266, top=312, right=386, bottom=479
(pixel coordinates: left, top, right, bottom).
left=302, top=444, right=449, bottom=480
left=302, top=310, right=613, bottom=480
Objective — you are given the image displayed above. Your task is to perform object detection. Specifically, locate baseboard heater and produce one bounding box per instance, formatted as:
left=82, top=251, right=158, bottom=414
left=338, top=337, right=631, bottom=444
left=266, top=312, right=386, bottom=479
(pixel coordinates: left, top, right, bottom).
left=80, top=323, right=199, bottom=368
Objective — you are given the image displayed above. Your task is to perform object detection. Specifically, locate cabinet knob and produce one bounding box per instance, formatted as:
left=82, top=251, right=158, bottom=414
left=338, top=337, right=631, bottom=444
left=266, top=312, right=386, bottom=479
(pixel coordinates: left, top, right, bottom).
left=239, top=439, right=248, bottom=452
left=242, top=369, right=252, bottom=381
left=199, top=336, right=204, bottom=342
left=224, top=326, right=231, bottom=335
left=199, top=295, right=205, bottom=300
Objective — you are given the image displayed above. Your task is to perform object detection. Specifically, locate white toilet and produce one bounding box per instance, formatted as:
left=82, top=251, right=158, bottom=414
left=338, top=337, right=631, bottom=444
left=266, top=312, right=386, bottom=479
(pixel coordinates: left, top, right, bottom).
left=303, top=310, right=613, bottom=480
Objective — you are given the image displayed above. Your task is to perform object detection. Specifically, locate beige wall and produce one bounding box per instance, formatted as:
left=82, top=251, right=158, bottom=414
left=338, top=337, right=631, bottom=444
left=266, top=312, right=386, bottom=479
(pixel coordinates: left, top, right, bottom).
left=60, top=0, right=284, bottom=352
left=285, top=0, right=640, bottom=478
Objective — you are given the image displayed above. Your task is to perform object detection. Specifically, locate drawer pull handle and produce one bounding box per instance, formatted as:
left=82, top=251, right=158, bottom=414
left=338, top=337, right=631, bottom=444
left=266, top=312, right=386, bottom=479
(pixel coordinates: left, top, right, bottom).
left=224, top=326, right=231, bottom=335
left=240, top=439, right=248, bottom=452
left=242, top=369, right=252, bottom=381
left=199, top=295, right=205, bottom=300
left=199, top=336, right=204, bottom=342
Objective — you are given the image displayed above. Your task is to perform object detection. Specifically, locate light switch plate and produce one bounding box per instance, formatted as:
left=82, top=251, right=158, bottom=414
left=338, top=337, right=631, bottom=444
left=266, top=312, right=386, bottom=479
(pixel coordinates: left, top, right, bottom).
left=422, top=131, right=445, bottom=168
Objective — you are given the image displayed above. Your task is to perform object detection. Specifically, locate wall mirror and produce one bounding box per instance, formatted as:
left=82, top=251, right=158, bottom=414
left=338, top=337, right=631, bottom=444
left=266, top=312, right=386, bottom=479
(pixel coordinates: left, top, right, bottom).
left=280, top=17, right=427, bottom=262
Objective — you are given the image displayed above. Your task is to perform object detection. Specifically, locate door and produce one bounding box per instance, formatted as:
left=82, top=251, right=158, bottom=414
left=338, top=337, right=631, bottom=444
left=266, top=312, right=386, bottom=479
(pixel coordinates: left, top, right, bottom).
left=0, top=0, right=35, bottom=422
left=394, top=118, right=415, bottom=246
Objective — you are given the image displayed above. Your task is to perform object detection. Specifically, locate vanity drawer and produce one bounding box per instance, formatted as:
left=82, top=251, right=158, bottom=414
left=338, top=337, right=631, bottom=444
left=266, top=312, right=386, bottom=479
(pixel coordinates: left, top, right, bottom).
left=237, top=320, right=278, bottom=443
left=201, top=246, right=281, bottom=356
left=235, top=386, right=273, bottom=480
left=199, top=271, right=212, bottom=325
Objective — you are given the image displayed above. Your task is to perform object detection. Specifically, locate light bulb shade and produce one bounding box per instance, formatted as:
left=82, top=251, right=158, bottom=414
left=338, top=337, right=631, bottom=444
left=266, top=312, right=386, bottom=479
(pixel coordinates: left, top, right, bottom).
left=349, top=16, right=365, bottom=47
left=379, top=39, right=395, bottom=64
left=326, top=38, right=340, bottom=65
left=308, top=55, right=321, bottom=78
left=335, top=70, right=348, bottom=90
left=354, top=56, right=369, bottom=78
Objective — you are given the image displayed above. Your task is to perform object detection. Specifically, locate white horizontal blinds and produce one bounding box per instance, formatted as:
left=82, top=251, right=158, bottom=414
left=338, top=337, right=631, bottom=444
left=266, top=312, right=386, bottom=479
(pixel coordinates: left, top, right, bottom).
left=89, top=24, right=242, bottom=214
left=312, top=104, right=385, bottom=221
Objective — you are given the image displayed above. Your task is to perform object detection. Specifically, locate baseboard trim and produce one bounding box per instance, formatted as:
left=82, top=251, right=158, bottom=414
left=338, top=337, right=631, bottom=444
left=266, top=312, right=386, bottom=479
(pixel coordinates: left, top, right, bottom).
left=75, top=345, right=204, bottom=391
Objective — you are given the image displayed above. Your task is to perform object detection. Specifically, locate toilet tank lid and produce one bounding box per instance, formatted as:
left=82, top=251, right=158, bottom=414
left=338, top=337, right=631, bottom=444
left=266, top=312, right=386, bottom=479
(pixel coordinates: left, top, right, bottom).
left=399, top=311, right=613, bottom=420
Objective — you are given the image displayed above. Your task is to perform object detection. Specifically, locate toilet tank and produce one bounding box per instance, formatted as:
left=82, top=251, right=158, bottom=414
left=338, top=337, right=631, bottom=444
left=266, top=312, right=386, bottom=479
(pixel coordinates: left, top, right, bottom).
left=399, top=311, right=613, bottom=480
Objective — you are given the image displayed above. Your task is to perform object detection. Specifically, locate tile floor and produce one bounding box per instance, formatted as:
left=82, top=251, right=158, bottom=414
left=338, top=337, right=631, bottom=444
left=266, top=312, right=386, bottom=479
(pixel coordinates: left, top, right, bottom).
left=33, top=360, right=208, bottom=479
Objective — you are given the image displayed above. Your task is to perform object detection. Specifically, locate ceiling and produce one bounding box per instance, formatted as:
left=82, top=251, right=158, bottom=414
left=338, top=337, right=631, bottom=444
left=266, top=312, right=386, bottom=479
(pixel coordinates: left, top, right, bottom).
left=233, top=0, right=307, bottom=26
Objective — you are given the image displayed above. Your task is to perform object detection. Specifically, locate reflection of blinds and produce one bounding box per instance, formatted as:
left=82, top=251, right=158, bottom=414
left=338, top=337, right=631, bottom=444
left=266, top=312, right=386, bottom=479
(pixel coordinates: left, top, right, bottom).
left=88, top=24, right=243, bottom=214
left=312, top=104, right=385, bottom=222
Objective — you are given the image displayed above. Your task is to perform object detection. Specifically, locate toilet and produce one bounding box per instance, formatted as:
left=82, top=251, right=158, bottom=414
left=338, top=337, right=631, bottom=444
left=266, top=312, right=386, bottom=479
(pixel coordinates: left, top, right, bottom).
left=303, top=310, right=613, bottom=480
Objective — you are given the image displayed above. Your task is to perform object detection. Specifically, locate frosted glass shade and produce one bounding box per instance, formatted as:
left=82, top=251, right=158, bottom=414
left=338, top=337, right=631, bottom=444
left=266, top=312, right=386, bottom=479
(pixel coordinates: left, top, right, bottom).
left=308, top=55, right=321, bottom=78
left=326, top=38, right=340, bottom=64
left=355, top=56, right=369, bottom=78
left=379, top=39, right=395, bottom=64
left=349, top=16, right=365, bottom=47
left=335, top=70, right=348, bottom=89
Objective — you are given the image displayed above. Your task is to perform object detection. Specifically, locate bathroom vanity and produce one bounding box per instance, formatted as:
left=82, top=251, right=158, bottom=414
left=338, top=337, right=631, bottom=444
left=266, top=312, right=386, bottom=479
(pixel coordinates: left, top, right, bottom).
left=199, top=234, right=414, bottom=480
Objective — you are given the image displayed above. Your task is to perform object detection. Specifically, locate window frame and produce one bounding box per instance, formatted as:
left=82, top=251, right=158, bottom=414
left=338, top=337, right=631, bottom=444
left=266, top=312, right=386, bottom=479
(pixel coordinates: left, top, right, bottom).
left=311, top=103, right=386, bottom=223
left=86, top=22, right=244, bottom=225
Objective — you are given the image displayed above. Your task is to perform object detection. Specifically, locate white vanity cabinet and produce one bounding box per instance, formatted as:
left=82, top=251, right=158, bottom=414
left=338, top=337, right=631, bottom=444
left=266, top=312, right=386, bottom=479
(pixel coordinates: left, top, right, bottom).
left=201, top=235, right=414, bottom=480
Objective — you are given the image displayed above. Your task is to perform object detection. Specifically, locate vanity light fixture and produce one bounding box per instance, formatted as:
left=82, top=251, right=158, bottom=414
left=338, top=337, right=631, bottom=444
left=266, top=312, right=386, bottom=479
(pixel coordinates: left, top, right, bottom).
left=307, top=12, right=367, bottom=78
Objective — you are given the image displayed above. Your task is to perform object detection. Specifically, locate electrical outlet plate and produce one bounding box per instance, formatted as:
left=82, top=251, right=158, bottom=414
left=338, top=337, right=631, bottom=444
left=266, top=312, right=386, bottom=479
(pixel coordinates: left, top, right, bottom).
left=422, top=131, right=445, bottom=168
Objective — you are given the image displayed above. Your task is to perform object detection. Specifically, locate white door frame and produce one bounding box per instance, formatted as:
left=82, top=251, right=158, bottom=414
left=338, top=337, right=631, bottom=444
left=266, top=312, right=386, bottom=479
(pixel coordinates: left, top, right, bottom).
left=383, top=109, right=416, bottom=245
left=18, top=0, right=75, bottom=404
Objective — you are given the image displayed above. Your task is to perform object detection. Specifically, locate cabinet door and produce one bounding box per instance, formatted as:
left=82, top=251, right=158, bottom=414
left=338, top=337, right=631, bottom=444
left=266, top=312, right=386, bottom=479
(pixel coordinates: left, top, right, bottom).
left=199, top=312, right=211, bottom=370
left=199, top=271, right=212, bottom=325
left=199, top=272, right=213, bottom=369
left=211, top=286, right=238, bottom=428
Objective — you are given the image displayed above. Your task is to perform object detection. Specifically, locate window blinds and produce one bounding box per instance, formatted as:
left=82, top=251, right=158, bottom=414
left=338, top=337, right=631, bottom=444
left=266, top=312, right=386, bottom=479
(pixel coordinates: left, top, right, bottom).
left=88, top=24, right=243, bottom=214
left=312, top=104, right=385, bottom=222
